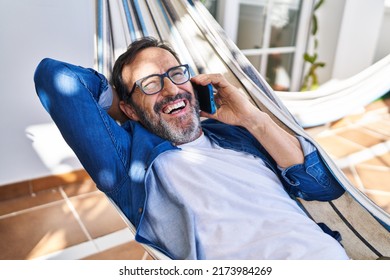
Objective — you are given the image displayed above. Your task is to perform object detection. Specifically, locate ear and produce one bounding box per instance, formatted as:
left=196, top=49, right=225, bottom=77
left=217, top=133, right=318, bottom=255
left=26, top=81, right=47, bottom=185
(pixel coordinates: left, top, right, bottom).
left=119, top=101, right=140, bottom=121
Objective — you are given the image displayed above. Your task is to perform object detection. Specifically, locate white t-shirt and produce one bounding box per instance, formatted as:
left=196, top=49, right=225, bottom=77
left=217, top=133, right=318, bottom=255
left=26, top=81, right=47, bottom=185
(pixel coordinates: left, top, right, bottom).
left=146, top=134, right=349, bottom=259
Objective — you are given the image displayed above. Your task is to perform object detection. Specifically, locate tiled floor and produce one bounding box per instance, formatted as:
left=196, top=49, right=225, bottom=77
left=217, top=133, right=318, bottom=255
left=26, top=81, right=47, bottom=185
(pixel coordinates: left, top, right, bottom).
left=0, top=94, right=389, bottom=260
left=305, top=94, right=390, bottom=214
left=0, top=179, right=152, bottom=260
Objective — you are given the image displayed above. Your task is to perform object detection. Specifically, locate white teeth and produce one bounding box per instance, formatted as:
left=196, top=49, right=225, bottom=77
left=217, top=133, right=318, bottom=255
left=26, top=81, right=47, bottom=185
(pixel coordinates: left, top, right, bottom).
left=163, top=101, right=186, bottom=114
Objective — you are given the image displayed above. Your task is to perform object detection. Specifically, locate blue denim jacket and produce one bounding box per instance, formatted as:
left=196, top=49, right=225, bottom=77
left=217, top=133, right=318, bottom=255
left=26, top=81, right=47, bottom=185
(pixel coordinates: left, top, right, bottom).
left=34, top=58, right=345, bottom=259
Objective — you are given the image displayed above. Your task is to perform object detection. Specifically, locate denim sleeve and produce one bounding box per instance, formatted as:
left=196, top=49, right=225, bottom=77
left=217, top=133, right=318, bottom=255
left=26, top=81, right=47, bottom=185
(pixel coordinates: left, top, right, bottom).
left=278, top=136, right=345, bottom=201
left=34, top=58, right=130, bottom=193
left=97, top=83, right=114, bottom=111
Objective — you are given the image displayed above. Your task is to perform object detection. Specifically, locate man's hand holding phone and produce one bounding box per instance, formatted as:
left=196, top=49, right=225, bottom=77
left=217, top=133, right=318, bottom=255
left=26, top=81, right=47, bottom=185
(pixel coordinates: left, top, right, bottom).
left=191, top=74, right=260, bottom=128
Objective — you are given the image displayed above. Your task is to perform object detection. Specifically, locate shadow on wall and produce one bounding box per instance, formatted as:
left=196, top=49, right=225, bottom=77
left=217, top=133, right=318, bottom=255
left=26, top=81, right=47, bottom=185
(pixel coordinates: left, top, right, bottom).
left=25, top=123, right=82, bottom=175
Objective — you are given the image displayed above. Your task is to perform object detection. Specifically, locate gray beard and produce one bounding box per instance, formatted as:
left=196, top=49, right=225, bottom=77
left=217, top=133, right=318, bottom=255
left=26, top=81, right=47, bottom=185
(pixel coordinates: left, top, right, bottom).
left=132, top=92, right=202, bottom=145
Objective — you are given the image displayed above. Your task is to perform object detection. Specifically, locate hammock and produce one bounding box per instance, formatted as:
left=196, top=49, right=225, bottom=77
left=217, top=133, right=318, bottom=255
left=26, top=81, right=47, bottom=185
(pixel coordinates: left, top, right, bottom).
left=96, top=0, right=390, bottom=260
left=276, top=54, right=390, bottom=128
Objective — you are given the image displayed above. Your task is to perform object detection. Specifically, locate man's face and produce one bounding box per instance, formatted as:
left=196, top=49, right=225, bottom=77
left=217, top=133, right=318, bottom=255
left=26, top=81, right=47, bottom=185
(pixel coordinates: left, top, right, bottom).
left=121, top=47, right=202, bottom=145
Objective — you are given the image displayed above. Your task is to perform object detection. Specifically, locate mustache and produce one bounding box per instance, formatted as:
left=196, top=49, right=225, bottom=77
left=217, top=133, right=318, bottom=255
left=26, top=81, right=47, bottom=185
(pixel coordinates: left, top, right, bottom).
left=154, top=92, right=193, bottom=113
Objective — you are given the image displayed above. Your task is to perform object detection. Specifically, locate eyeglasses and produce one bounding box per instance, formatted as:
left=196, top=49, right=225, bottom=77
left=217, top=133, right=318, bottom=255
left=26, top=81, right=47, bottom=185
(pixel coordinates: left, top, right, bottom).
left=127, top=64, right=190, bottom=96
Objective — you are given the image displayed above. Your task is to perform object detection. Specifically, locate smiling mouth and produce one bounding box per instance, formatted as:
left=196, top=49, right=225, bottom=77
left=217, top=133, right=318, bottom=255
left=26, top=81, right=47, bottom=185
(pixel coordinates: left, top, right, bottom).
left=162, top=100, right=187, bottom=114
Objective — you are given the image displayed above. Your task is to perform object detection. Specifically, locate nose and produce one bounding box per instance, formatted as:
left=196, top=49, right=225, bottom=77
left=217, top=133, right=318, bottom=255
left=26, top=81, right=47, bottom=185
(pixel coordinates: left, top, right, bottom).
left=160, top=77, right=179, bottom=97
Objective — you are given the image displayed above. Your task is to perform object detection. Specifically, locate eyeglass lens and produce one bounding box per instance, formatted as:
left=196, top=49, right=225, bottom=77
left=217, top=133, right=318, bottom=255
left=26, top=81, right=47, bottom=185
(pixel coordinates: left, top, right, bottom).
left=140, top=65, right=189, bottom=95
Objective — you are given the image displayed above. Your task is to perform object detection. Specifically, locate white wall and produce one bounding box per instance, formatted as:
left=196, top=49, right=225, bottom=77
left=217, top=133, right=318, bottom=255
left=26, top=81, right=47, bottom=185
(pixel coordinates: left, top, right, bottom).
left=314, top=0, right=346, bottom=84
left=331, top=0, right=385, bottom=79
left=374, top=3, right=390, bottom=62
left=0, top=0, right=95, bottom=186
left=312, top=0, right=388, bottom=83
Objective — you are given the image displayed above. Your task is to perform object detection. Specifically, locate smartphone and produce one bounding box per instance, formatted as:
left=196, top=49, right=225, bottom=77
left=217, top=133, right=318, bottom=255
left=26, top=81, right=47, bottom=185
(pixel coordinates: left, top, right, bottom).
left=192, top=82, right=217, bottom=114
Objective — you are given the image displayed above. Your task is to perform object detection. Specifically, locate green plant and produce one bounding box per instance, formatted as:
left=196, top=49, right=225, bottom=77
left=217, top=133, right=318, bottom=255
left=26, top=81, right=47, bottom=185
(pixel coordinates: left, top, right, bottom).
left=301, top=0, right=326, bottom=91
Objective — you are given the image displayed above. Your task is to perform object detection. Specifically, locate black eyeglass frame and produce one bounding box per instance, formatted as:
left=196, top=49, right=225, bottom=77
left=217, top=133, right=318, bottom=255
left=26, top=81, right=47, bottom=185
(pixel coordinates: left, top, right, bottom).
left=127, top=64, right=191, bottom=97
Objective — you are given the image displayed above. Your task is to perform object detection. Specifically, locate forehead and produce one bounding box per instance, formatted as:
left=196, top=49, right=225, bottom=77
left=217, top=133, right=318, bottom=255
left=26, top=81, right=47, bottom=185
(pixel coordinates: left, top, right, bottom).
left=122, top=47, right=180, bottom=85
